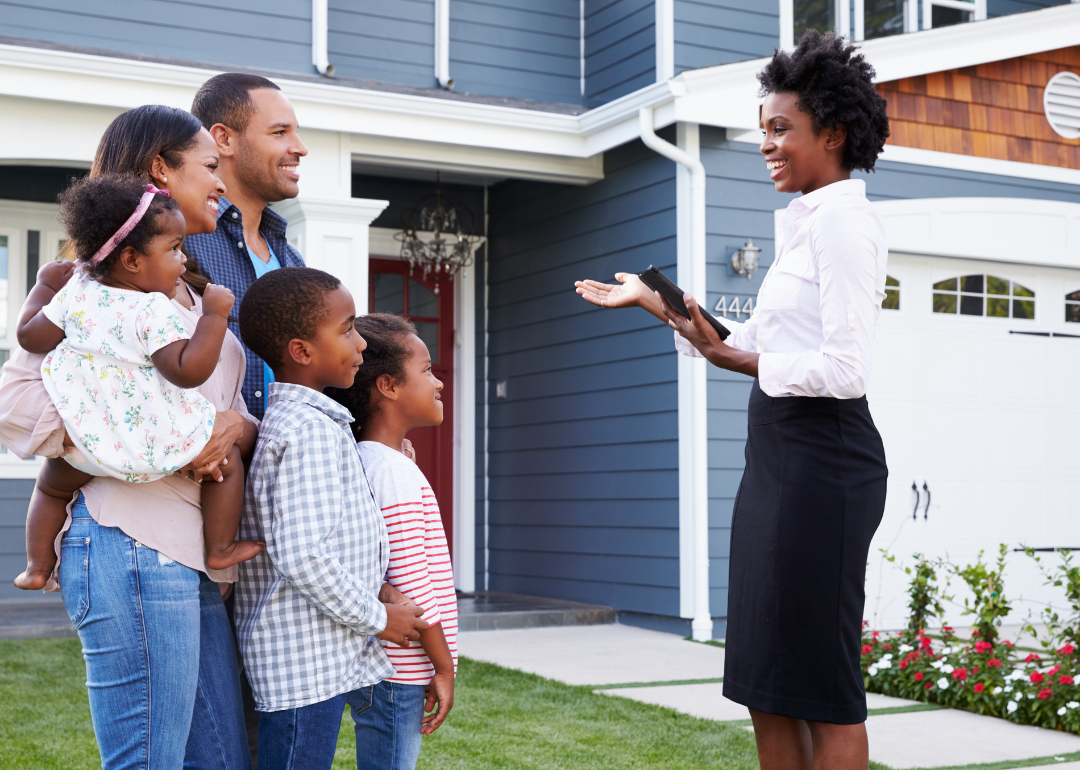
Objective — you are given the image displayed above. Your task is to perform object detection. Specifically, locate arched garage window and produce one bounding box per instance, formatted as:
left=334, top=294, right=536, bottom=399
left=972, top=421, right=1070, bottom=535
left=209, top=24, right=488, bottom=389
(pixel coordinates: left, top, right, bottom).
left=1067, top=290, right=1080, bottom=323
left=932, top=275, right=1035, bottom=319
left=882, top=275, right=900, bottom=310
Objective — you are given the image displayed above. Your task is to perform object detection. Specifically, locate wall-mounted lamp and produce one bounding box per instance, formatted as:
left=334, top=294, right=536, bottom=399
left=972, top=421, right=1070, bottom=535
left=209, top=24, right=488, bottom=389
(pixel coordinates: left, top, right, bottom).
left=732, top=238, right=760, bottom=280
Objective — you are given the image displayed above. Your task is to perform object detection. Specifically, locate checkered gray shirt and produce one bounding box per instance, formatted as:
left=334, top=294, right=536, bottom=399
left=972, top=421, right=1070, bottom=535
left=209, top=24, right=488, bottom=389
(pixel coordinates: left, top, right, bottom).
left=235, top=382, right=392, bottom=711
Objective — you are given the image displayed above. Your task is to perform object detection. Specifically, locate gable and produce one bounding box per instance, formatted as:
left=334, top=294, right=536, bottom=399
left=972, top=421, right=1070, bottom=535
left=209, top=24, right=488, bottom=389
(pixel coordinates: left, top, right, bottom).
left=876, top=46, right=1080, bottom=168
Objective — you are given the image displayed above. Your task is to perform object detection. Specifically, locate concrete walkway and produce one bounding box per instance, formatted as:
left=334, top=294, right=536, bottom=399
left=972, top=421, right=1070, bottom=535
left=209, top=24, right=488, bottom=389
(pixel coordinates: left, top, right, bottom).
left=458, top=624, right=1080, bottom=770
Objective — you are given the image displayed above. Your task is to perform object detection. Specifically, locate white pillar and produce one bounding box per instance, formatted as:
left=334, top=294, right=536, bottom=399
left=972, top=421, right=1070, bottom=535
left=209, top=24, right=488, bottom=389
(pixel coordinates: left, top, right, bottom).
left=453, top=265, right=476, bottom=591
left=271, top=197, right=389, bottom=314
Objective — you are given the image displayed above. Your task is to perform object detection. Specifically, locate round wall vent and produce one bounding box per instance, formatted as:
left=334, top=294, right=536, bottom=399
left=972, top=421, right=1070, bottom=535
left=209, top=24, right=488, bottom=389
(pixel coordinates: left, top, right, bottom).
left=1044, top=71, right=1080, bottom=139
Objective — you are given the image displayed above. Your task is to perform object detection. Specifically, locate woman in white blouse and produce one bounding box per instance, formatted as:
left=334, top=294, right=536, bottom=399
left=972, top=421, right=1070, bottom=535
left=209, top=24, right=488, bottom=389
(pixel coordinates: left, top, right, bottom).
left=576, top=31, right=891, bottom=770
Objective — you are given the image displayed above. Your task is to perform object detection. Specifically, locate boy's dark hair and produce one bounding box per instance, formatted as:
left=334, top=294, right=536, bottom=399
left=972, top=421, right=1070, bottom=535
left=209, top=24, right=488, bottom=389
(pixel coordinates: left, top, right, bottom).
left=757, top=30, right=890, bottom=172
left=58, top=173, right=181, bottom=280
left=91, top=105, right=204, bottom=179
left=191, top=73, right=282, bottom=134
left=238, top=267, right=343, bottom=370
left=327, top=314, right=417, bottom=441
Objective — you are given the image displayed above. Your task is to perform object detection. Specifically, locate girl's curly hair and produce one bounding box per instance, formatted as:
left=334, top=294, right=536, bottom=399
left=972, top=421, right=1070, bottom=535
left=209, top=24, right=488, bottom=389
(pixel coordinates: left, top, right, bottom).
left=327, top=313, right=418, bottom=441
left=58, top=172, right=180, bottom=280
left=757, top=30, right=890, bottom=172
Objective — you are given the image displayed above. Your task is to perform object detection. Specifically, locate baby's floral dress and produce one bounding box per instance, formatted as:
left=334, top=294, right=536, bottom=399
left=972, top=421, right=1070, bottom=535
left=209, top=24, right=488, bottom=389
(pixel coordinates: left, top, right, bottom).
left=40, top=272, right=215, bottom=482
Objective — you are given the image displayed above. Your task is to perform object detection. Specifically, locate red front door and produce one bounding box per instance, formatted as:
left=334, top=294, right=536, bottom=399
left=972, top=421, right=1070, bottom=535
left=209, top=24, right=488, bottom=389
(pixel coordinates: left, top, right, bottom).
left=368, top=259, right=454, bottom=555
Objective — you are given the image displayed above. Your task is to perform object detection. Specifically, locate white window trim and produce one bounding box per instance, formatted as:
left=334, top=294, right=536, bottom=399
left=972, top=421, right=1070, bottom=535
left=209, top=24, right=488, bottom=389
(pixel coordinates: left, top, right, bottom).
left=922, top=0, right=987, bottom=30
left=785, top=0, right=988, bottom=43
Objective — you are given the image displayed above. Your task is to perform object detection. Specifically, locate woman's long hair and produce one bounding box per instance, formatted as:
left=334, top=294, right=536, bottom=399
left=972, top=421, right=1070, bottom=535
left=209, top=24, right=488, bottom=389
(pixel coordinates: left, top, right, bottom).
left=61, top=105, right=212, bottom=294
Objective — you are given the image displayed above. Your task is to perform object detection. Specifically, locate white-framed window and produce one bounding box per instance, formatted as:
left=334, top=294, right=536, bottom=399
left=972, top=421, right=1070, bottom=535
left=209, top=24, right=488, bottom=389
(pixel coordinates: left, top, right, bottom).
left=781, top=0, right=986, bottom=47
left=882, top=274, right=900, bottom=310
left=932, top=274, right=1035, bottom=319
left=1066, top=290, right=1080, bottom=323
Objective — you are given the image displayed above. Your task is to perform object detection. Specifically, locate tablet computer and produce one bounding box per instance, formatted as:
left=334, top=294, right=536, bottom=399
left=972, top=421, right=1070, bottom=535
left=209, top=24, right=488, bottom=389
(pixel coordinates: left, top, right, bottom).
left=638, top=265, right=731, bottom=342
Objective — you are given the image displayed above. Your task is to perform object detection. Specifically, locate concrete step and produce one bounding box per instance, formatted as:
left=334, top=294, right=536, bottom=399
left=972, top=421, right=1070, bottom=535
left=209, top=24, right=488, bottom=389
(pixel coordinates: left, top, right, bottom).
left=457, top=591, right=616, bottom=632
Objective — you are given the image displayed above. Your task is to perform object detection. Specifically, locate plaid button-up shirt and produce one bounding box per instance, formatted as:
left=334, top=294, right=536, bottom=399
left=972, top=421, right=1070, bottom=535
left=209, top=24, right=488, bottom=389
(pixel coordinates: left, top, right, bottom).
left=235, top=382, right=392, bottom=712
left=183, top=197, right=304, bottom=420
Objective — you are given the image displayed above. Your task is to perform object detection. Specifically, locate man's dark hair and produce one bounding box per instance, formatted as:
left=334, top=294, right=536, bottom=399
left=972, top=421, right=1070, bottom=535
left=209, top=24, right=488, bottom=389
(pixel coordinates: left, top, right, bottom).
left=191, top=73, right=281, bottom=134
left=239, top=267, right=342, bottom=370
left=327, top=314, right=418, bottom=440
left=59, top=172, right=180, bottom=280
left=757, top=30, right=890, bottom=172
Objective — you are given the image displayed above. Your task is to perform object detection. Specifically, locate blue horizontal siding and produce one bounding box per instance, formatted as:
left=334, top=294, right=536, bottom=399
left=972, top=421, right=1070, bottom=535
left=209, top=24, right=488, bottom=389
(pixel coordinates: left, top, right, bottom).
left=449, top=0, right=581, bottom=104
left=0, top=479, right=55, bottom=604
left=673, top=0, right=778, bottom=75
left=329, top=0, right=436, bottom=87
left=585, top=0, right=655, bottom=108
left=1, top=0, right=312, bottom=74
left=484, top=137, right=679, bottom=615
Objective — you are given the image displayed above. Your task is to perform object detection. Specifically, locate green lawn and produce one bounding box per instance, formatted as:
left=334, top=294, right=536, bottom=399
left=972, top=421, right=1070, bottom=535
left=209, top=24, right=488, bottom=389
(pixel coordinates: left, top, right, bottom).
left=0, top=639, right=761, bottom=770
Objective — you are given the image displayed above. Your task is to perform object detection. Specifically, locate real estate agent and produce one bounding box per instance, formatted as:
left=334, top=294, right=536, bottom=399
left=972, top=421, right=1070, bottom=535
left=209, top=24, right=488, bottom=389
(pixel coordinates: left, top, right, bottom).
left=575, top=30, right=891, bottom=770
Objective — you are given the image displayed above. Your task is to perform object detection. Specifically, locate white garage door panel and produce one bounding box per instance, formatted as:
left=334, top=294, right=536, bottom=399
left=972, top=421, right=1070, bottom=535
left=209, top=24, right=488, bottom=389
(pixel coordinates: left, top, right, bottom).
left=865, top=254, right=1080, bottom=631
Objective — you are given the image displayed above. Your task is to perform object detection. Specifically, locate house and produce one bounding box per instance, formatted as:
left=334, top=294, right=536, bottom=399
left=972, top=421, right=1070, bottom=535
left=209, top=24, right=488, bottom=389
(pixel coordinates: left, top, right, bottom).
left=0, top=0, right=1077, bottom=638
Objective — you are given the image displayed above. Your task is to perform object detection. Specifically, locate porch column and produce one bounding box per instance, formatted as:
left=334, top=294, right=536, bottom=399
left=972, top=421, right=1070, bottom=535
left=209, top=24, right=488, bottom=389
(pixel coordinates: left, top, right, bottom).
left=271, top=197, right=389, bottom=314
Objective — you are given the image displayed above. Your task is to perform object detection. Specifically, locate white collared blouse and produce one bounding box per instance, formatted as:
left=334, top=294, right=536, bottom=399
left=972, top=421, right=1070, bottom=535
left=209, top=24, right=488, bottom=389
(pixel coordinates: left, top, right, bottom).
left=677, top=178, right=887, bottom=399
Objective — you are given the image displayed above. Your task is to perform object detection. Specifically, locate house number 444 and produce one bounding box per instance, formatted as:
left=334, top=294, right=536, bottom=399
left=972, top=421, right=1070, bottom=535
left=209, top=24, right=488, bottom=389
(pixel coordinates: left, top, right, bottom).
left=714, top=296, right=754, bottom=318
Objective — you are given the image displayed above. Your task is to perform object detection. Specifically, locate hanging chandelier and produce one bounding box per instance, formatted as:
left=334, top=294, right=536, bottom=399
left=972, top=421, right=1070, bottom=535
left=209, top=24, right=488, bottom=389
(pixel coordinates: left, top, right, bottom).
left=394, top=174, right=481, bottom=294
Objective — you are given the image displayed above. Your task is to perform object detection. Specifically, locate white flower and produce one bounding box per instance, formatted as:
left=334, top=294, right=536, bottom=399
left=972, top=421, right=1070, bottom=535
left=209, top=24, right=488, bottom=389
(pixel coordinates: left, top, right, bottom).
left=880, top=653, right=893, bottom=662
left=899, top=644, right=914, bottom=652
left=1029, top=693, right=1036, bottom=699
left=1008, top=701, right=1018, bottom=713
left=879, top=660, right=892, bottom=669
left=932, top=660, right=944, bottom=670
left=868, top=666, right=878, bottom=676
left=943, top=664, right=955, bottom=674
left=993, top=687, right=1003, bottom=695
left=938, top=677, right=950, bottom=690
left=1059, top=707, right=1068, bottom=716
left=1016, top=692, right=1024, bottom=701
left=1004, top=686, right=1013, bottom=693
left=1068, top=702, right=1080, bottom=709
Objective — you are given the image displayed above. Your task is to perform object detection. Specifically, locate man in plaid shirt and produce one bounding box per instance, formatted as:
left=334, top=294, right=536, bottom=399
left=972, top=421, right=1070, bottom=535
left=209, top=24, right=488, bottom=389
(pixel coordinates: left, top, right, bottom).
left=235, top=268, right=427, bottom=770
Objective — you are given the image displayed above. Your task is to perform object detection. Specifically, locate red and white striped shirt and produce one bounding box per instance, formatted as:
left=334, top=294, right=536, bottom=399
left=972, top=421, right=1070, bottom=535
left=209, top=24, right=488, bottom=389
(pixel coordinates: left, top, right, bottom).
left=358, top=441, right=458, bottom=685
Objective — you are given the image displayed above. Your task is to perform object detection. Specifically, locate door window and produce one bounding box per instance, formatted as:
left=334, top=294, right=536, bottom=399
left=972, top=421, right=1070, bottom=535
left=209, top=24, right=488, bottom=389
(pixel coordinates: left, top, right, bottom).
left=932, top=274, right=1034, bottom=319
left=1067, top=290, right=1080, bottom=323
left=882, top=275, right=900, bottom=310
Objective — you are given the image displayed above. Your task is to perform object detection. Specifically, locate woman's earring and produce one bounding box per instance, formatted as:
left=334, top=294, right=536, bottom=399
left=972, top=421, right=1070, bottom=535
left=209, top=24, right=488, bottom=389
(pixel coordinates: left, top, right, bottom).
left=162, top=176, right=167, bottom=182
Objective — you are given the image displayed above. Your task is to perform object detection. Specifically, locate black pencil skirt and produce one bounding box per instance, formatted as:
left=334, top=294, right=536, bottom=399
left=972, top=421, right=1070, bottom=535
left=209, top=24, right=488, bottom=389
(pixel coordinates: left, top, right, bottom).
left=721, top=380, right=888, bottom=725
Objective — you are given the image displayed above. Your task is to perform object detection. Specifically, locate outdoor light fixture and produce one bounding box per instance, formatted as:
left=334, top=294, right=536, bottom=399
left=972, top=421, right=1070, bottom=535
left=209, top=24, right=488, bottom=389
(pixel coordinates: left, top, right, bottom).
left=395, top=172, right=481, bottom=294
left=732, top=238, right=761, bottom=280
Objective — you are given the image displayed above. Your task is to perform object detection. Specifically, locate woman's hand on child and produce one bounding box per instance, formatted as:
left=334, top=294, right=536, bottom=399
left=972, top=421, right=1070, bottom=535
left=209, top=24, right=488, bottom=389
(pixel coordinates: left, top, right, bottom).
left=420, top=672, right=454, bottom=735
left=179, top=411, right=245, bottom=482
left=401, top=438, right=416, bottom=462
left=378, top=604, right=428, bottom=648
left=38, top=261, right=76, bottom=292
left=379, top=582, right=419, bottom=608
left=201, top=283, right=235, bottom=319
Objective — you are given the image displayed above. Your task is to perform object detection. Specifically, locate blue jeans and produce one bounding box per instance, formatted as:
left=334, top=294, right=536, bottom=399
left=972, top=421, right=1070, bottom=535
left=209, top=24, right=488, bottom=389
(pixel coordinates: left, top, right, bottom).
left=60, top=495, right=250, bottom=770
left=259, top=681, right=424, bottom=770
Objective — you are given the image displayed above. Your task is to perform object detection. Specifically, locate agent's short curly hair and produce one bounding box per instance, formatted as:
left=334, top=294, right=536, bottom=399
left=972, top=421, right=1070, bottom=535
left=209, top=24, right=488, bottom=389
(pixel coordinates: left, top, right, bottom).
left=58, top=172, right=180, bottom=280
left=238, top=267, right=342, bottom=371
left=327, top=314, right=418, bottom=441
left=757, top=30, right=890, bottom=172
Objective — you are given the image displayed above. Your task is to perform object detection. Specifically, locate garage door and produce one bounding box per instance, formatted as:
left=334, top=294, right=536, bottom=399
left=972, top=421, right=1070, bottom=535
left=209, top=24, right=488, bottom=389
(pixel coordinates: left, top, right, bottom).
left=864, top=252, right=1080, bottom=630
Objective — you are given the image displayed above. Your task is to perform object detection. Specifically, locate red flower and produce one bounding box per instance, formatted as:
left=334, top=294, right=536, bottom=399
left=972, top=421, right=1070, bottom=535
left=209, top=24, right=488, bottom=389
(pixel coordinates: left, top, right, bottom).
left=872, top=631, right=880, bottom=640
left=1025, top=653, right=1042, bottom=663
left=861, top=645, right=873, bottom=655
left=971, top=628, right=981, bottom=637
left=943, top=626, right=954, bottom=634
left=899, top=660, right=908, bottom=670
left=925, top=682, right=933, bottom=689
left=1003, top=640, right=1015, bottom=648
left=883, top=644, right=892, bottom=650
left=973, top=666, right=979, bottom=674
left=1060, top=676, right=1075, bottom=685
left=974, top=641, right=993, bottom=654
left=920, top=636, right=933, bottom=650
left=987, top=658, right=1003, bottom=668
left=1030, top=672, right=1045, bottom=684
left=1038, top=688, right=1054, bottom=700
left=914, top=672, right=924, bottom=681
left=1049, top=665, right=1062, bottom=676
left=1058, top=643, right=1075, bottom=655
left=952, top=668, right=969, bottom=681
left=974, top=683, right=985, bottom=693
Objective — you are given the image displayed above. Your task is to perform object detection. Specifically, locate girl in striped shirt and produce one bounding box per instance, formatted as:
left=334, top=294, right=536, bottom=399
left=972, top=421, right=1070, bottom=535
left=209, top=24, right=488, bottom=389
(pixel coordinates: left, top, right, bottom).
left=329, top=312, right=457, bottom=770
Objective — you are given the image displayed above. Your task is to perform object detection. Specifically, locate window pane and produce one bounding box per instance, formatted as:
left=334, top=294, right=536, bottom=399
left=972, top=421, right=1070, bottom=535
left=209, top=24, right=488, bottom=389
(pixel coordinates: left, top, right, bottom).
left=986, top=276, right=1009, bottom=295
left=885, top=275, right=900, bottom=287
left=408, top=279, right=438, bottom=318
left=986, top=297, right=1009, bottom=318
left=414, top=321, right=438, bottom=365
left=932, top=6, right=972, bottom=28
left=372, top=273, right=404, bottom=315
left=1012, top=282, right=1034, bottom=298
left=865, top=0, right=905, bottom=39
left=794, top=0, right=834, bottom=41
left=1067, top=290, right=1080, bottom=302
left=960, top=275, right=984, bottom=294
left=960, top=295, right=983, bottom=315
left=1067, top=302, right=1080, bottom=323
left=934, top=278, right=957, bottom=291
left=1013, top=299, right=1035, bottom=320
left=882, top=289, right=900, bottom=310
left=0, top=236, right=8, bottom=339
left=933, top=293, right=957, bottom=313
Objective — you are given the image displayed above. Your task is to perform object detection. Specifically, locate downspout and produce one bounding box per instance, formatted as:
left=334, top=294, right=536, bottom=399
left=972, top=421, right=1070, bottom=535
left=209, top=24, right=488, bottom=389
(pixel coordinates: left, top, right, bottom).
left=435, top=0, right=452, bottom=88
left=312, top=0, right=333, bottom=75
left=638, top=107, right=713, bottom=642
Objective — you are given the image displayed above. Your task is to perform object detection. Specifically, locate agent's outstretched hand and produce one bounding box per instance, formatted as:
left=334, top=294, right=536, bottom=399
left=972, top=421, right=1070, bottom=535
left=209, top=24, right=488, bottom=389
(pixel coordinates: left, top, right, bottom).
left=575, top=272, right=666, bottom=321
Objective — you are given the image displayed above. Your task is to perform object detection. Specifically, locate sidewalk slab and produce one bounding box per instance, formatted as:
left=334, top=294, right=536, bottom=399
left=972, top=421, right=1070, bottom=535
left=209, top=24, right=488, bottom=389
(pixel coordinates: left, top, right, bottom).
left=865, top=693, right=924, bottom=710
left=457, top=624, right=724, bottom=686
left=599, top=682, right=748, bottom=721
left=866, top=709, right=1080, bottom=769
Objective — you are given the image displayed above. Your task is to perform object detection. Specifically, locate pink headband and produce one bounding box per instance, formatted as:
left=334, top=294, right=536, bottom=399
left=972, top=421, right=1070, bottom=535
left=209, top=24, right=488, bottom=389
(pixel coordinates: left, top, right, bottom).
left=89, top=184, right=170, bottom=264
